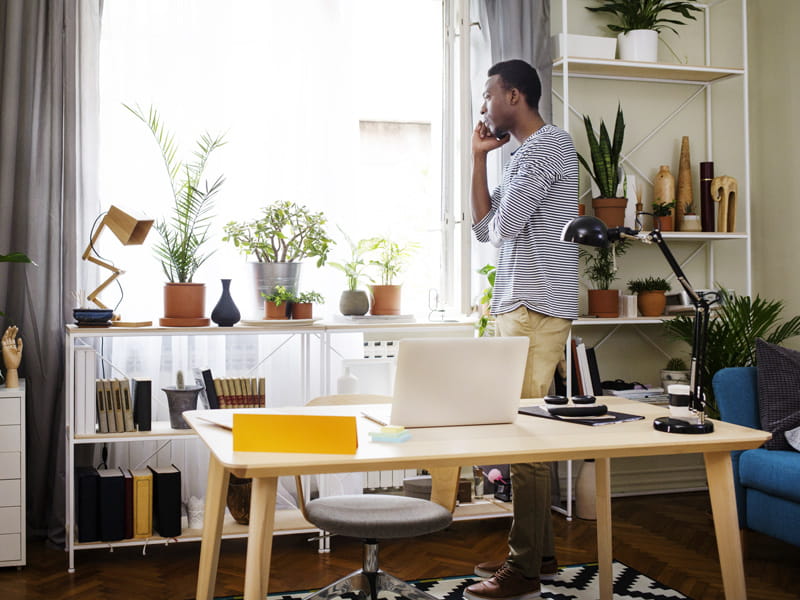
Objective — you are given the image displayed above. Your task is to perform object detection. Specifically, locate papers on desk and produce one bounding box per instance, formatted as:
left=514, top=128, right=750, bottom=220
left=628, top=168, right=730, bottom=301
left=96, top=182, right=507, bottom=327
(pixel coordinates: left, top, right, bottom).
left=519, top=405, right=645, bottom=426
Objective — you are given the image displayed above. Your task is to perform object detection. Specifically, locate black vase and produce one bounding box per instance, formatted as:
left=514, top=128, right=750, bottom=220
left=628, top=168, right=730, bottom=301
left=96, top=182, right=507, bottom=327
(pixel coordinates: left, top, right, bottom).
left=211, top=279, right=241, bottom=326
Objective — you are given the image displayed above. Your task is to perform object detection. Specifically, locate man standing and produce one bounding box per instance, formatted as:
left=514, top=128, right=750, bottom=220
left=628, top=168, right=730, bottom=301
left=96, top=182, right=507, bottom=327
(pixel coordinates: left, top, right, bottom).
left=464, top=60, right=578, bottom=600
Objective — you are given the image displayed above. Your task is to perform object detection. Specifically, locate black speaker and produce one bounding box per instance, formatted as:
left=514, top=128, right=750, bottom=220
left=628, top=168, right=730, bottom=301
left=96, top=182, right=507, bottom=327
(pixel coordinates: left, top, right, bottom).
left=132, top=379, right=152, bottom=431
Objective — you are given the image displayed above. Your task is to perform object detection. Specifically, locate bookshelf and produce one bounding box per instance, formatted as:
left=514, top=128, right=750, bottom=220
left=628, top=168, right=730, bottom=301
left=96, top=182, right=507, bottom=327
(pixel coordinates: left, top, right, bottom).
left=63, top=320, right=474, bottom=572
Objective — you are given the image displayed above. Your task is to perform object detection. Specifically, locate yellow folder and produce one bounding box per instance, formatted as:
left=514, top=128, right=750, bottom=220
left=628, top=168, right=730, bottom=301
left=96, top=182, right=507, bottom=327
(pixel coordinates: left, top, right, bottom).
left=232, top=413, right=358, bottom=454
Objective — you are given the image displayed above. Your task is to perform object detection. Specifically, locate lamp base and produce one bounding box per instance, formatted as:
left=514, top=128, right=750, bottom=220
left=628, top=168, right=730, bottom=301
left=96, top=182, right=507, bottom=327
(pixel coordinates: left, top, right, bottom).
left=653, top=416, right=714, bottom=434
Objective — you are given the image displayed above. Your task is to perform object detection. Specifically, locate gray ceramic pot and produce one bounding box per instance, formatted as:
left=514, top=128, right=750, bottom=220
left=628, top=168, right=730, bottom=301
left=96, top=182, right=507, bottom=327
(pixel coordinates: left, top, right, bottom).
left=163, top=385, right=203, bottom=429
left=339, top=290, right=369, bottom=316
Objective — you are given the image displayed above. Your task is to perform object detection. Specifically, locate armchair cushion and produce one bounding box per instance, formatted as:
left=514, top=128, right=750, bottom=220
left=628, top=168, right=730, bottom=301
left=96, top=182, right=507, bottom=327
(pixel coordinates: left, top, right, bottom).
left=755, top=339, right=800, bottom=450
left=739, top=448, right=800, bottom=503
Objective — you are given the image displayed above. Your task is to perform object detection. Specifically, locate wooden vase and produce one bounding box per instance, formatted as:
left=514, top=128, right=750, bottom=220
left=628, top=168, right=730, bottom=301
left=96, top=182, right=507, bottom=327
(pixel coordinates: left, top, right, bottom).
left=653, top=165, right=675, bottom=226
left=676, top=136, right=693, bottom=229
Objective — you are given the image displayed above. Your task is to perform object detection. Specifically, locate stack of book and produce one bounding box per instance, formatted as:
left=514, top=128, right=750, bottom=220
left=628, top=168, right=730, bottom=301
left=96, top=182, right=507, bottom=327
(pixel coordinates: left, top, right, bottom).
left=603, top=387, right=669, bottom=404
left=95, top=378, right=136, bottom=433
left=200, top=369, right=266, bottom=409
left=75, top=464, right=181, bottom=542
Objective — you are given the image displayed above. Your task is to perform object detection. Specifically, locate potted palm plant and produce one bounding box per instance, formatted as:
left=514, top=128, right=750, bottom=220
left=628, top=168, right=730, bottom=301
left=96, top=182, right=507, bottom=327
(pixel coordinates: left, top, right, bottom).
left=578, top=104, right=627, bottom=228
left=328, top=229, right=380, bottom=316
left=662, top=290, right=800, bottom=417
left=125, top=104, right=225, bottom=327
left=586, top=0, right=702, bottom=62
left=580, top=239, right=629, bottom=317
left=223, top=201, right=333, bottom=311
left=368, top=238, right=418, bottom=316
left=626, top=275, right=671, bottom=316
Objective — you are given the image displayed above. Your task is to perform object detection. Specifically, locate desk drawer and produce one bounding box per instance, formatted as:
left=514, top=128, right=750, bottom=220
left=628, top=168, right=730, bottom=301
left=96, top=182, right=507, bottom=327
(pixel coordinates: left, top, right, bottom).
left=0, top=397, right=20, bottom=425
left=0, top=426, right=21, bottom=452
left=0, top=453, right=20, bottom=479
left=0, top=533, right=21, bottom=562
left=0, top=480, right=21, bottom=507
left=0, top=506, right=20, bottom=534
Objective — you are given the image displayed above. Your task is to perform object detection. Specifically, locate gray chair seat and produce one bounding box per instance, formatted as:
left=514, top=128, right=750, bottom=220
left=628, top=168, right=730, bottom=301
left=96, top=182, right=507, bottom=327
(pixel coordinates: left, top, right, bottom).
left=305, top=494, right=453, bottom=540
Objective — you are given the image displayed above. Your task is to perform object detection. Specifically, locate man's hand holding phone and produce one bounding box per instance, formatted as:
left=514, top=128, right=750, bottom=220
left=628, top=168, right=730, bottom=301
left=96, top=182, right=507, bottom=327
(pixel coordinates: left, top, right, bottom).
left=472, top=120, right=510, bottom=155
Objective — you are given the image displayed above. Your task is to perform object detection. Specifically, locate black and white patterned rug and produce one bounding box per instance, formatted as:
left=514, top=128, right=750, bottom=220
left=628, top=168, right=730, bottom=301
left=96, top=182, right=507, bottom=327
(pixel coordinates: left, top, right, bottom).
left=217, top=561, right=690, bottom=600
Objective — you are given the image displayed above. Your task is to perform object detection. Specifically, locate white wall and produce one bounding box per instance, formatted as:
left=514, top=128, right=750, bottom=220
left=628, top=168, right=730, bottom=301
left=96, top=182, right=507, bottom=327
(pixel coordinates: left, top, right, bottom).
left=748, top=0, right=800, bottom=348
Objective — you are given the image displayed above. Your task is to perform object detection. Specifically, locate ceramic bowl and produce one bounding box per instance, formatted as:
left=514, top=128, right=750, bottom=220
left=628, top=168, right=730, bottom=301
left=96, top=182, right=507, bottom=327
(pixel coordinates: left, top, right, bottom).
left=73, top=308, right=113, bottom=324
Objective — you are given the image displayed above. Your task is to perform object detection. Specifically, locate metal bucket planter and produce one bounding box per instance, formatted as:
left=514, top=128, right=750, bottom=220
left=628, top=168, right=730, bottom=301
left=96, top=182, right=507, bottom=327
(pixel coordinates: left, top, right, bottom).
left=163, top=385, right=202, bottom=429
left=250, top=262, right=301, bottom=308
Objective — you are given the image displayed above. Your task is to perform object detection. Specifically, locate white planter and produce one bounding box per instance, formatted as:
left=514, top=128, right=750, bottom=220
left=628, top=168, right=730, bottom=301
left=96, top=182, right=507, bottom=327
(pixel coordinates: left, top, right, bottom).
left=552, top=33, right=616, bottom=60
left=617, top=29, right=659, bottom=62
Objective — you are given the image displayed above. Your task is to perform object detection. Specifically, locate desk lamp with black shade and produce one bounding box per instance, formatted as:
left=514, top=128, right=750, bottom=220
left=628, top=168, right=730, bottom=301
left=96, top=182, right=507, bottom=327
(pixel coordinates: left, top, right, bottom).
left=80, top=205, right=154, bottom=327
left=562, top=214, right=714, bottom=434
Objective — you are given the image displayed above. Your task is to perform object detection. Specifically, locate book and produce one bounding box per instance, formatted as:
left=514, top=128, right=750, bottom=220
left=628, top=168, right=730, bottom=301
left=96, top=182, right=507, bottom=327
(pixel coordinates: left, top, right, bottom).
left=585, top=347, right=603, bottom=397
left=75, top=466, right=100, bottom=542
left=96, top=379, right=109, bottom=434
left=575, top=341, right=593, bottom=396
left=120, top=379, right=135, bottom=432
left=132, top=379, right=151, bottom=431
left=202, top=369, right=219, bottom=409
left=110, top=379, right=125, bottom=433
left=257, top=377, right=266, bottom=407
left=74, top=346, right=97, bottom=435
left=149, top=464, right=181, bottom=538
left=571, top=338, right=584, bottom=395
left=121, top=468, right=133, bottom=539
left=213, top=378, right=225, bottom=409
left=97, top=468, right=125, bottom=541
left=102, top=379, right=116, bottom=433
left=130, top=468, right=153, bottom=538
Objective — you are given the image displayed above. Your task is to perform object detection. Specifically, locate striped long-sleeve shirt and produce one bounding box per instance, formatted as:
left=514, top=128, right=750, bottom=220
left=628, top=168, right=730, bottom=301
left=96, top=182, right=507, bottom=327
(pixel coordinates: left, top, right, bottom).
left=472, top=124, right=579, bottom=320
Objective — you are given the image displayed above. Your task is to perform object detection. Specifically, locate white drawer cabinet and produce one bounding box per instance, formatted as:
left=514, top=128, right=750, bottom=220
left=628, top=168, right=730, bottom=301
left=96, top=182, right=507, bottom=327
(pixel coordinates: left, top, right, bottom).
left=0, top=382, right=25, bottom=568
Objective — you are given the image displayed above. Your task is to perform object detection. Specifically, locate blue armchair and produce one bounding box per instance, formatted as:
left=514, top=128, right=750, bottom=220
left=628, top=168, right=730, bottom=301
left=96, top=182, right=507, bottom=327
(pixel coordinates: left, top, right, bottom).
left=712, top=367, right=800, bottom=547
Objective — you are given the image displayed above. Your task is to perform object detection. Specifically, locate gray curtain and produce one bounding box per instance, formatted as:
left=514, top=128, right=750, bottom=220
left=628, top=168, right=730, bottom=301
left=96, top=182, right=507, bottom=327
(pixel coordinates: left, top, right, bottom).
left=0, top=0, right=101, bottom=545
left=480, top=0, right=552, bottom=123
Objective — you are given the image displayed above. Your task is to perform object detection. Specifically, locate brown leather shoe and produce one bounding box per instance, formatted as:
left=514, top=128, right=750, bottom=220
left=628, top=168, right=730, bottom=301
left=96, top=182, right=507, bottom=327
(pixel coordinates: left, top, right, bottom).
left=474, top=557, right=558, bottom=581
left=463, top=565, right=541, bottom=600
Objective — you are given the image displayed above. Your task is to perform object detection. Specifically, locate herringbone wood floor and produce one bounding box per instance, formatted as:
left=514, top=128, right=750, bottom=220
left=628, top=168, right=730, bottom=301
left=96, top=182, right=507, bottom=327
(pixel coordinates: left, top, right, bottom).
left=2, top=492, right=798, bottom=600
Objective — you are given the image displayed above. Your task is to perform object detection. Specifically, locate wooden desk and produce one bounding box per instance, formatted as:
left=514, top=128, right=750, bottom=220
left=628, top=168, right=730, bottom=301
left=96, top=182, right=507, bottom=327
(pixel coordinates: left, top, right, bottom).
left=185, top=398, right=769, bottom=600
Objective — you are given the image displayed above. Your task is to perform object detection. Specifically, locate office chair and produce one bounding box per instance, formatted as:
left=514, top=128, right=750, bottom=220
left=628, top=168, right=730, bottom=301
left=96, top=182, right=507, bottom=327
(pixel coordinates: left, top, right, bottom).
left=296, top=394, right=458, bottom=600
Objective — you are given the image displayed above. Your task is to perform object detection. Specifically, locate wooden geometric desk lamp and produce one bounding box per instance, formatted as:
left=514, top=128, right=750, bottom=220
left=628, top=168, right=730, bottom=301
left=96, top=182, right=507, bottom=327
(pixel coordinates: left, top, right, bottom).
left=81, top=205, right=154, bottom=327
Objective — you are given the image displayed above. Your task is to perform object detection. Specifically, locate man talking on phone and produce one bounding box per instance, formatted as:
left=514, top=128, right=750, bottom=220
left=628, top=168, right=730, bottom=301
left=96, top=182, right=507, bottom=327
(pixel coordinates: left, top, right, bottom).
left=465, top=59, right=578, bottom=600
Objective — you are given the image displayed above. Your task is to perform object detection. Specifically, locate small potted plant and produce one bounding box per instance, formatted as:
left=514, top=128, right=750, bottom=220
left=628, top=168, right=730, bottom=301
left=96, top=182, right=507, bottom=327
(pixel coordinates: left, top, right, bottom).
left=578, top=104, right=627, bottom=228
left=652, top=200, right=676, bottom=231
left=125, top=104, right=226, bottom=326
left=661, top=357, right=690, bottom=391
left=586, top=0, right=702, bottom=63
left=679, top=197, right=701, bottom=232
left=223, top=201, right=334, bottom=308
left=580, top=239, right=630, bottom=317
left=328, top=229, right=381, bottom=316
left=626, top=275, right=672, bottom=316
left=262, top=285, right=294, bottom=320
left=368, top=238, right=418, bottom=316
left=162, top=370, right=203, bottom=429
left=291, top=291, right=324, bottom=320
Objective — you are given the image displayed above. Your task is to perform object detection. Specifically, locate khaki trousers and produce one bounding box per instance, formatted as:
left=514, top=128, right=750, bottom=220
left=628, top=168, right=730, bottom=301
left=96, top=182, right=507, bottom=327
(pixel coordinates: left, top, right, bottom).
left=495, top=306, right=572, bottom=577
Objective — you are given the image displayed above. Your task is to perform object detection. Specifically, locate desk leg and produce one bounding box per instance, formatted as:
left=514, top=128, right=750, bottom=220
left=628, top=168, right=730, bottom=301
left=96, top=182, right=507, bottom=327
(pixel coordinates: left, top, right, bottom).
left=595, top=457, right=612, bottom=600
left=196, top=457, right=230, bottom=600
left=705, top=451, right=747, bottom=600
left=427, top=466, right=461, bottom=512
left=244, top=476, right=278, bottom=600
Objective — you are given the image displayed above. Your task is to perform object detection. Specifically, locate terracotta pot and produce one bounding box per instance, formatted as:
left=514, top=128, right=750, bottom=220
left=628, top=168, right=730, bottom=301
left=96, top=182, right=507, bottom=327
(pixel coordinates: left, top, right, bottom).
left=264, top=301, right=290, bottom=319
left=591, top=197, right=627, bottom=228
left=654, top=213, right=674, bottom=231
left=637, top=290, right=667, bottom=317
left=577, top=204, right=586, bottom=216
left=370, top=284, right=402, bottom=315
left=160, top=283, right=209, bottom=326
left=291, top=302, right=313, bottom=319
left=587, top=289, right=619, bottom=318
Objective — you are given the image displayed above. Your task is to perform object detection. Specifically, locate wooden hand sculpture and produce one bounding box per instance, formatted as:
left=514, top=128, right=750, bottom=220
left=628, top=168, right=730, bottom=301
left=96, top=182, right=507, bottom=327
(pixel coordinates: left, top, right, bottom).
left=711, top=175, right=737, bottom=232
left=2, top=325, right=23, bottom=388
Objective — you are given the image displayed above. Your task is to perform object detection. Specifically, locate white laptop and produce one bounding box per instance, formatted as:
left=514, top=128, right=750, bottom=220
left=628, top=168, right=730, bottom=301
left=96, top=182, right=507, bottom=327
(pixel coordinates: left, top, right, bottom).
left=371, top=336, right=528, bottom=428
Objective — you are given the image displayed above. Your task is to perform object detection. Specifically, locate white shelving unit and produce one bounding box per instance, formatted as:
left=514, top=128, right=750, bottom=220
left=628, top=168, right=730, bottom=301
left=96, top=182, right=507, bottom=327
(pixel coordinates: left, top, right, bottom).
left=553, top=0, right=750, bottom=518
left=64, top=320, right=478, bottom=572
left=0, top=381, right=25, bottom=568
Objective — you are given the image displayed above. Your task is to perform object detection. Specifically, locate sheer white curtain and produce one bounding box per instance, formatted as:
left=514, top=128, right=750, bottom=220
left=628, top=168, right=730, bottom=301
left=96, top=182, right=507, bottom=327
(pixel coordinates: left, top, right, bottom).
left=96, top=0, right=443, bottom=505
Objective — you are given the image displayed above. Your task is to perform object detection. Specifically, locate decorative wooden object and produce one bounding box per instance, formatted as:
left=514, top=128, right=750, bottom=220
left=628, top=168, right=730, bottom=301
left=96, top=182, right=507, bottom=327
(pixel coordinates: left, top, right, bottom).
left=677, top=137, right=693, bottom=230
left=711, top=175, right=738, bottom=232
left=653, top=165, right=675, bottom=230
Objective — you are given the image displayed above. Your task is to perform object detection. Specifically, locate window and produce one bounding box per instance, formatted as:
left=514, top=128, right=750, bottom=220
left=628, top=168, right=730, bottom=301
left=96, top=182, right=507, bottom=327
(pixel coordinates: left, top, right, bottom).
left=96, top=0, right=467, bottom=321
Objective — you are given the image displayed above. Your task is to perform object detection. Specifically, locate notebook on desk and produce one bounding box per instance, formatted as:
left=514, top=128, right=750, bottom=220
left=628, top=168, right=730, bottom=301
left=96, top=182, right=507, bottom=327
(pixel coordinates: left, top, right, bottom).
left=365, top=336, right=528, bottom=428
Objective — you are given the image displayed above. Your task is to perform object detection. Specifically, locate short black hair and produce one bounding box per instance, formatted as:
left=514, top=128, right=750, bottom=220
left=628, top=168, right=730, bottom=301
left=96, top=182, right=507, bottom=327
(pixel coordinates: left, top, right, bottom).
left=487, top=59, right=541, bottom=110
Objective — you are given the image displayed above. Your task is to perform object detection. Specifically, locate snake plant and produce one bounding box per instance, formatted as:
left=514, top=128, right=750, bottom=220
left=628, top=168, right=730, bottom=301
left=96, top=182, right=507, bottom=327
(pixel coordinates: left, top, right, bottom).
left=577, top=104, right=625, bottom=199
